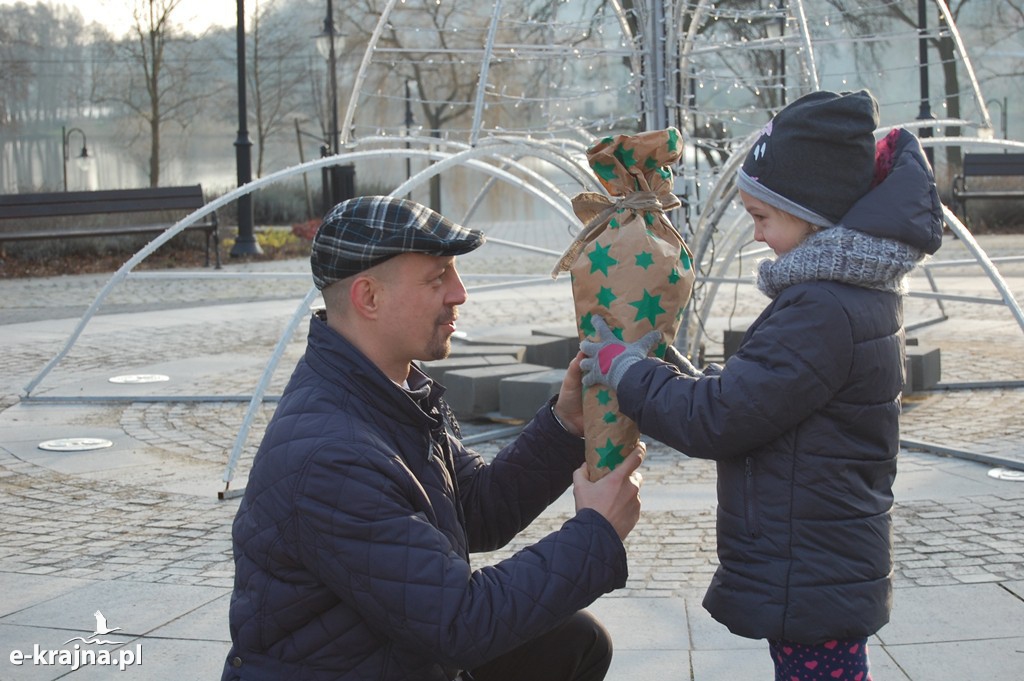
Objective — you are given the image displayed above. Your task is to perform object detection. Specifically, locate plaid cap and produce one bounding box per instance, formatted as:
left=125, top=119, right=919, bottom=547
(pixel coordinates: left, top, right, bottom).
left=311, top=196, right=485, bottom=290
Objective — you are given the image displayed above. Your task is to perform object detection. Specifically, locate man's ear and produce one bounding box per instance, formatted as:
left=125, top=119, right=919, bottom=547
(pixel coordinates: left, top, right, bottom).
left=348, top=274, right=381, bottom=319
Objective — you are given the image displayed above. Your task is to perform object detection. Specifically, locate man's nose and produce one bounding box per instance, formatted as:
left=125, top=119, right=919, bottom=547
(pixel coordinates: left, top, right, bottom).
left=448, top=270, right=469, bottom=305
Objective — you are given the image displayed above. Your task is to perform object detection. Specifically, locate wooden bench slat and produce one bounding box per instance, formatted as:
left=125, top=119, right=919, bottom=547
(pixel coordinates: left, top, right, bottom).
left=0, top=185, right=220, bottom=268
left=0, top=186, right=209, bottom=219
left=961, top=153, right=1024, bottom=176
left=951, top=152, right=1024, bottom=225
left=2, top=223, right=215, bottom=241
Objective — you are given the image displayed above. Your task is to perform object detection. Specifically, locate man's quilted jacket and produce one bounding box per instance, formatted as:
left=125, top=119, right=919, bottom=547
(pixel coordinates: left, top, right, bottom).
left=222, top=312, right=628, bottom=680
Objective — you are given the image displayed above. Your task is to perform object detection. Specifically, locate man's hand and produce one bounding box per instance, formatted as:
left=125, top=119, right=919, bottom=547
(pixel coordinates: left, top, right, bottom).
left=579, top=315, right=661, bottom=391
left=572, top=442, right=645, bottom=541
left=552, top=352, right=585, bottom=437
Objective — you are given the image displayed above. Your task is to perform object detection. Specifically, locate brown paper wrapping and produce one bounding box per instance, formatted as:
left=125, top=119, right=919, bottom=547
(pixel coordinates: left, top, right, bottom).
left=554, top=128, right=696, bottom=479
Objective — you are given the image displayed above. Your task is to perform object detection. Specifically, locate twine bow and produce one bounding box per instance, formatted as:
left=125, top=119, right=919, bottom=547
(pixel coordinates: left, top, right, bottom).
left=552, top=190, right=683, bottom=278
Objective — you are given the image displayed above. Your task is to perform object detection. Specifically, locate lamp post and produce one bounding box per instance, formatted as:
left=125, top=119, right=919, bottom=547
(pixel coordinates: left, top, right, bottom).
left=316, top=0, right=354, bottom=209
left=232, top=0, right=262, bottom=257
left=916, top=0, right=935, bottom=166
left=770, top=0, right=786, bottom=107
left=405, top=79, right=415, bottom=190
left=62, top=126, right=89, bottom=192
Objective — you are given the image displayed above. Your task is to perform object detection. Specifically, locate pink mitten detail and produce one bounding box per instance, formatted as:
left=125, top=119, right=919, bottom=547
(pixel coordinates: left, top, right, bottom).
left=597, top=344, right=626, bottom=373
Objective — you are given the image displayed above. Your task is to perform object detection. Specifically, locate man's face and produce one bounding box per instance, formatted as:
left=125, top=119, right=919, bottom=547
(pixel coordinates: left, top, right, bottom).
left=376, top=253, right=468, bottom=366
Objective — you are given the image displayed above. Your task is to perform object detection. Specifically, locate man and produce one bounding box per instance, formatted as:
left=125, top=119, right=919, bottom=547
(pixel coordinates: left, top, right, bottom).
left=222, top=196, right=645, bottom=681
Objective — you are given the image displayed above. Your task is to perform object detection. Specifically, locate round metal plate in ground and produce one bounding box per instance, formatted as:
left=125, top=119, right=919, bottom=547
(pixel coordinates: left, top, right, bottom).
left=108, top=373, right=170, bottom=384
left=988, top=468, right=1024, bottom=482
left=37, top=437, right=114, bottom=452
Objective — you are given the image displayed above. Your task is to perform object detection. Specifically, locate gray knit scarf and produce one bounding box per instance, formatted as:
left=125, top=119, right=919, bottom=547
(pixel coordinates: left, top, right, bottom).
left=757, top=226, right=925, bottom=299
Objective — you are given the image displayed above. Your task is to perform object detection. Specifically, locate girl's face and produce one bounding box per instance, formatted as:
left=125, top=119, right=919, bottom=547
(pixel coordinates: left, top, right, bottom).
left=739, top=191, right=816, bottom=255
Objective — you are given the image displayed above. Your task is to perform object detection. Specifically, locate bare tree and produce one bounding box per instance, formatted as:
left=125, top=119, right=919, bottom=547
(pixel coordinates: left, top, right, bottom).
left=822, top=0, right=1020, bottom=169
left=246, top=0, right=311, bottom=177
left=97, top=0, right=209, bottom=187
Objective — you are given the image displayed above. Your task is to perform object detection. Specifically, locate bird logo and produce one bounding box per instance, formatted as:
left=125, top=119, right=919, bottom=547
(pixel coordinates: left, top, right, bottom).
left=62, top=611, right=125, bottom=645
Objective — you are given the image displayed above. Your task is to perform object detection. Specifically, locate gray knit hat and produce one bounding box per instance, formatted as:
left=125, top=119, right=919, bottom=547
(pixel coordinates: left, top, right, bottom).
left=311, top=196, right=485, bottom=290
left=737, top=90, right=879, bottom=227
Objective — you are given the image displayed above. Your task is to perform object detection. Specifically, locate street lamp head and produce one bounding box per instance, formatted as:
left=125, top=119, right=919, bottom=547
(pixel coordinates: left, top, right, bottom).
left=75, top=142, right=90, bottom=171
left=316, top=17, right=344, bottom=60
left=61, top=126, right=92, bottom=191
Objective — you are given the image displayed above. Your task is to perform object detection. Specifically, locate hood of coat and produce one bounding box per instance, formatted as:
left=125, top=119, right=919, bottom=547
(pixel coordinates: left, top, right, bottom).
left=840, top=128, right=944, bottom=255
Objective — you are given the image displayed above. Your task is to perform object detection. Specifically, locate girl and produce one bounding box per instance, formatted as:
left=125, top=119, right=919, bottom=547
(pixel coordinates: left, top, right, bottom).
left=579, top=90, right=943, bottom=680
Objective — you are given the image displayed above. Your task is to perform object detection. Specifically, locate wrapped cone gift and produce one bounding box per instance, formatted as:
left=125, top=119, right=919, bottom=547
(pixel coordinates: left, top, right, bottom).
left=553, top=128, right=695, bottom=479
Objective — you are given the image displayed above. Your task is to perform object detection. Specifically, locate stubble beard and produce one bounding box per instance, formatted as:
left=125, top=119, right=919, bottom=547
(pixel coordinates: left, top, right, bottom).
left=425, top=308, right=457, bottom=361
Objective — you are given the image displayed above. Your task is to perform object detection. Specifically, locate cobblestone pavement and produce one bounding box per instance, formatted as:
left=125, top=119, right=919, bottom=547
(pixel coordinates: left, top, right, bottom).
left=1, top=230, right=1021, bottom=589
left=0, top=228, right=1022, bottom=679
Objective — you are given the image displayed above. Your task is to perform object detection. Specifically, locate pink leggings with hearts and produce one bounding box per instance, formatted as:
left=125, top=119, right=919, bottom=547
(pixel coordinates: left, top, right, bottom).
left=768, top=638, right=872, bottom=681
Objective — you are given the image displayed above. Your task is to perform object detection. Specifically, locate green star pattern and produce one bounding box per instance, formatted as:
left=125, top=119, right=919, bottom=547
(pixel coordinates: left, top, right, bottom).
left=580, top=312, right=596, bottom=337
left=596, top=438, right=626, bottom=470
left=667, top=128, right=681, bottom=152
left=603, top=411, right=618, bottom=424
left=629, top=289, right=666, bottom=327
left=635, top=251, right=654, bottom=270
left=614, top=146, right=637, bottom=169
left=587, top=242, right=618, bottom=276
left=593, top=160, right=618, bottom=182
left=596, top=389, right=612, bottom=406
left=609, top=217, right=620, bottom=229
left=596, top=286, right=617, bottom=308
left=668, top=268, right=681, bottom=284
left=679, top=247, right=693, bottom=270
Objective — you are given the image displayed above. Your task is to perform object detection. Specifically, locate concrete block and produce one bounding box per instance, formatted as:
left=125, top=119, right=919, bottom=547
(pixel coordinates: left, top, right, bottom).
left=448, top=342, right=526, bottom=362
left=723, top=329, right=746, bottom=360
left=417, top=355, right=519, bottom=384
left=906, top=346, right=941, bottom=392
left=464, top=334, right=572, bottom=368
left=499, top=369, right=566, bottom=420
left=533, top=326, right=582, bottom=366
left=443, top=363, right=552, bottom=417
left=532, top=325, right=580, bottom=341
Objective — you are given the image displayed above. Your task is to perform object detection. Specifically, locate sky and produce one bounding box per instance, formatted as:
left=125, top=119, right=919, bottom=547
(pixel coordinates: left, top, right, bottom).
left=1, top=1, right=239, bottom=37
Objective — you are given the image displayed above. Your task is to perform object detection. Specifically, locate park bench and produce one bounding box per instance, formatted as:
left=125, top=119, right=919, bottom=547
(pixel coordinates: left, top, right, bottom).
left=951, top=153, right=1024, bottom=225
left=0, top=184, right=220, bottom=267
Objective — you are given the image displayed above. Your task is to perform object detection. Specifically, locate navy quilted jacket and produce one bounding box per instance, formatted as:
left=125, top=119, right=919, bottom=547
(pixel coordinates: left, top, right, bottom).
left=223, top=312, right=627, bottom=680
left=622, top=281, right=901, bottom=643
left=614, top=131, right=941, bottom=644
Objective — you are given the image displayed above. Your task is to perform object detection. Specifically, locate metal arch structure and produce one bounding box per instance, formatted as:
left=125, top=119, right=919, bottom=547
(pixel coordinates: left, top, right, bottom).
left=18, top=0, right=1023, bottom=493
left=20, top=139, right=606, bottom=400
left=675, top=0, right=1024, bottom=361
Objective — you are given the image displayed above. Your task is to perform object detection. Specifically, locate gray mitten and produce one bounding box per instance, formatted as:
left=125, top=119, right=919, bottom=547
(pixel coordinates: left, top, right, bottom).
left=580, top=315, right=661, bottom=391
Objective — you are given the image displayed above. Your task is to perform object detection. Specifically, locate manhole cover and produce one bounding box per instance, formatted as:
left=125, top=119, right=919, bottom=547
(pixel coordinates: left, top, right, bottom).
left=988, top=468, right=1024, bottom=482
left=108, top=374, right=170, bottom=384
left=37, top=438, right=114, bottom=452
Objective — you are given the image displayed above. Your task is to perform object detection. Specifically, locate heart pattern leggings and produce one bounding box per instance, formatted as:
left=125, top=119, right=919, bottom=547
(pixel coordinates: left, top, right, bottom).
left=768, top=637, right=872, bottom=681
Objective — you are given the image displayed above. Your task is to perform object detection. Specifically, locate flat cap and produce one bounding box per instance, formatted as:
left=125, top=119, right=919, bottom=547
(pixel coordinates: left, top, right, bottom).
left=311, top=195, right=485, bottom=290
